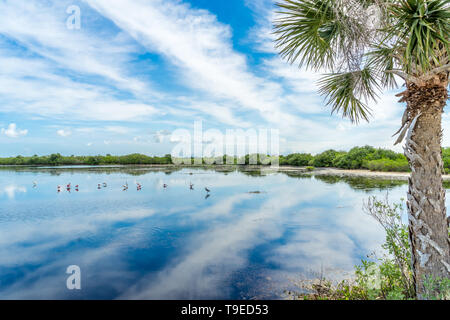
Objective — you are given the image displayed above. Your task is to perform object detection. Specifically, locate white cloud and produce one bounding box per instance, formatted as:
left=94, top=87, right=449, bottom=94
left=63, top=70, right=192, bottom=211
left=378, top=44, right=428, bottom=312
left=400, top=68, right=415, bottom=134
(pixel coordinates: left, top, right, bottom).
left=0, top=56, right=160, bottom=122
left=0, top=0, right=444, bottom=155
left=56, top=129, right=71, bottom=137
left=153, top=130, right=171, bottom=143
left=1, top=123, right=28, bottom=138
left=85, top=0, right=301, bottom=128
left=0, top=1, right=149, bottom=94
left=0, top=1, right=161, bottom=123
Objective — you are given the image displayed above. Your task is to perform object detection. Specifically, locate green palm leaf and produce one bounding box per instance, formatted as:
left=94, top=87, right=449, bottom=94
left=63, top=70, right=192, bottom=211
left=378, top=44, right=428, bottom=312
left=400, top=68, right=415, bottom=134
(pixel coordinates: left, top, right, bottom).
left=273, top=0, right=450, bottom=122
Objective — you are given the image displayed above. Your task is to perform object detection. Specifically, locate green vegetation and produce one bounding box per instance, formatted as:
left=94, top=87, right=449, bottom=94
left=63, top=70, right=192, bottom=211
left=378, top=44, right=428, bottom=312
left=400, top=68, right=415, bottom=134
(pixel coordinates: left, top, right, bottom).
left=0, top=153, right=173, bottom=166
left=280, top=145, right=412, bottom=172
left=3, top=146, right=450, bottom=174
left=292, top=197, right=450, bottom=300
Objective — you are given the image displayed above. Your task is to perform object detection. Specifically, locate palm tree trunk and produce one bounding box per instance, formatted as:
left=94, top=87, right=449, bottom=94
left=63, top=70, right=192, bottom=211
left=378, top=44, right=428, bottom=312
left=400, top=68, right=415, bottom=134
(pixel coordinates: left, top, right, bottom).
left=404, top=78, right=450, bottom=299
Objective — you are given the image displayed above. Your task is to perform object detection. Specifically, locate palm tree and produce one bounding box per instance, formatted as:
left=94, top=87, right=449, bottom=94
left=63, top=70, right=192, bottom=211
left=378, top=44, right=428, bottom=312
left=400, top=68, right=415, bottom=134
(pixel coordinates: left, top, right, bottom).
left=273, top=0, right=449, bottom=298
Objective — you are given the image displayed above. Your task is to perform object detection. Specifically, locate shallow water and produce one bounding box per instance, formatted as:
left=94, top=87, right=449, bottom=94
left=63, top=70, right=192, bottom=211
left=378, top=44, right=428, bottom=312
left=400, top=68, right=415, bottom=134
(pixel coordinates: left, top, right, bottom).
left=0, top=166, right=441, bottom=299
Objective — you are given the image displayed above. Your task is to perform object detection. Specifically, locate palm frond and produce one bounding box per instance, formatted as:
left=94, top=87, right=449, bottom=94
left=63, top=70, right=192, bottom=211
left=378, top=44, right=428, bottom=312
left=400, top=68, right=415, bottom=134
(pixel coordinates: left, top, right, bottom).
left=366, top=44, right=401, bottom=88
left=386, top=0, right=450, bottom=73
left=273, top=0, right=336, bottom=70
left=273, top=0, right=450, bottom=124
left=273, top=0, right=371, bottom=71
left=318, top=67, right=380, bottom=123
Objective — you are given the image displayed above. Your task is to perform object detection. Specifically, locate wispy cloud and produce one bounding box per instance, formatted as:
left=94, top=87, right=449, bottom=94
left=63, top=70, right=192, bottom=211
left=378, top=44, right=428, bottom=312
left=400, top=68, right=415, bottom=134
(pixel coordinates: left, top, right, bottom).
left=0, top=1, right=160, bottom=123
left=0, top=0, right=442, bottom=155
left=85, top=0, right=302, bottom=127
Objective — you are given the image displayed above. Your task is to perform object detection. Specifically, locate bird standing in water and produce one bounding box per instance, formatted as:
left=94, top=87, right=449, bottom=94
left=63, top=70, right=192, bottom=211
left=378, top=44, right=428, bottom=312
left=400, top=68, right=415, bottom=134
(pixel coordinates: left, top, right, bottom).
left=189, top=182, right=194, bottom=190
left=205, top=187, right=210, bottom=193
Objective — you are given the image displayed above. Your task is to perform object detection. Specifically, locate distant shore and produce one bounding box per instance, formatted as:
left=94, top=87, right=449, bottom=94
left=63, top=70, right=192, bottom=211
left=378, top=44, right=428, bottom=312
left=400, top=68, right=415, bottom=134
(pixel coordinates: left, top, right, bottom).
left=3, top=163, right=450, bottom=181
left=277, top=166, right=450, bottom=181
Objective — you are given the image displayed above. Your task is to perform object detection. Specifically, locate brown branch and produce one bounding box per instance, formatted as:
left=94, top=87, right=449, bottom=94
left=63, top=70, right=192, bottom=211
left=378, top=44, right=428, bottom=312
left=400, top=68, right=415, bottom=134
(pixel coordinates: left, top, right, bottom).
left=385, top=70, right=421, bottom=85
left=429, top=64, right=450, bottom=75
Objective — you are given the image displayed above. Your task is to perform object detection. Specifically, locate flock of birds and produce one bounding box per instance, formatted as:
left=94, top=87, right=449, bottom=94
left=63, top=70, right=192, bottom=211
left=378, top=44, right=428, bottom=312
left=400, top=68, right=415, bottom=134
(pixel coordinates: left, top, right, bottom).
left=33, top=180, right=212, bottom=197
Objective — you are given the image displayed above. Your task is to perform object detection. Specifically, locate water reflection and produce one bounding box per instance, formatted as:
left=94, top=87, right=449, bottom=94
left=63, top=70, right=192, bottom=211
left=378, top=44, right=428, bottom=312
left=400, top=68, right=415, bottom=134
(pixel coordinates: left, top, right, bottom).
left=0, top=185, right=27, bottom=199
left=0, top=166, right=437, bottom=299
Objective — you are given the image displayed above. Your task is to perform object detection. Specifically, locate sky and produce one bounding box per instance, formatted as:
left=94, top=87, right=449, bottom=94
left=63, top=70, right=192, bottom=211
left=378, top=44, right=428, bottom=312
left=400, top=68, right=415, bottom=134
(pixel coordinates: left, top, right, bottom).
left=0, top=0, right=449, bottom=157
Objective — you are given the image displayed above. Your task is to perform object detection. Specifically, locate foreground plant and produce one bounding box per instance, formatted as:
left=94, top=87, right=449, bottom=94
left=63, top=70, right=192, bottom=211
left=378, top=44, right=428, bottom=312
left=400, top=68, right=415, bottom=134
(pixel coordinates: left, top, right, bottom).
left=291, top=197, right=449, bottom=300
left=274, top=0, right=450, bottom=297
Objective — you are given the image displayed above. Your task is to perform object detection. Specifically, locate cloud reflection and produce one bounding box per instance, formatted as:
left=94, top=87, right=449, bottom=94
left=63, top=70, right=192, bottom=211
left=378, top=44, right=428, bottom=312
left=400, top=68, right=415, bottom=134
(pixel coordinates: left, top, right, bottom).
left=0, top=168, right=400, bottom=299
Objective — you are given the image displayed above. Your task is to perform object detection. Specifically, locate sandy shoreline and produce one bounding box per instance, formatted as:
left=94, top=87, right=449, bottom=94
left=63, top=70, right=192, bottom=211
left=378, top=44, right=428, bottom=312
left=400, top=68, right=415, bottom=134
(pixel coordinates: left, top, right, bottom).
left=273, top=166, right=450, bottom=181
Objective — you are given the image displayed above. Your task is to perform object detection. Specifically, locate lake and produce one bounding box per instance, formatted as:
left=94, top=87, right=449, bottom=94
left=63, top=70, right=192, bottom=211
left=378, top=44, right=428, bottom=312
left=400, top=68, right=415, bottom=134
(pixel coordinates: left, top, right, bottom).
left=0, top=166, right=439, bottom=299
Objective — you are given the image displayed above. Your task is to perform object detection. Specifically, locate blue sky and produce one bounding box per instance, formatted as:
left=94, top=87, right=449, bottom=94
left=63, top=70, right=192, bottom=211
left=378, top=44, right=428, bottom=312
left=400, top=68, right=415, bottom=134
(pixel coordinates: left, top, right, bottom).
left=0, top=0, right=449, bottom=157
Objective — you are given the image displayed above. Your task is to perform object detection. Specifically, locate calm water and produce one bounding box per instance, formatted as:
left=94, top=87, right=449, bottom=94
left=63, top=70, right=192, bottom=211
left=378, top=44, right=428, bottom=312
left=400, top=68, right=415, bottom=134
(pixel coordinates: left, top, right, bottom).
left=0, top=166, right=439, bottom=300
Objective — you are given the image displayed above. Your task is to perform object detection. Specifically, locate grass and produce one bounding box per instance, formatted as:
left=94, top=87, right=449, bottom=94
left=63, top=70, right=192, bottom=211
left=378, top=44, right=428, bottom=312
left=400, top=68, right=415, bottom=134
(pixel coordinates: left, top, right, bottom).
left=288, top=196, right=450, bottom=300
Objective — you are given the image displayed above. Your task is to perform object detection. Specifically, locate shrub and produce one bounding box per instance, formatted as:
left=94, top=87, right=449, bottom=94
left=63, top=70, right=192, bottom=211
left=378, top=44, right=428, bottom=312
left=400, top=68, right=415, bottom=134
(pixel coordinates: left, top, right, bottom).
left=285, top=153, right=314, bottom=166
left=313, top=150, right=343, bottom=167
left=333, top=146, right=376, bottom=169
left=367, top=159, right=410, bottom=172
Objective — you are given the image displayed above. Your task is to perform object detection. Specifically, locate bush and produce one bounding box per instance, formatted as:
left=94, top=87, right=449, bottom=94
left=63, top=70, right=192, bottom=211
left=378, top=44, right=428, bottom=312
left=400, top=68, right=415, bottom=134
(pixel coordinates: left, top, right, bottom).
left=284, top=153, right=314, bottom=167
left=367, top=159, right=410, bottom=172
left=313, top=150, right=344, bottom=167
left=333, top=146, right=376, bottom=169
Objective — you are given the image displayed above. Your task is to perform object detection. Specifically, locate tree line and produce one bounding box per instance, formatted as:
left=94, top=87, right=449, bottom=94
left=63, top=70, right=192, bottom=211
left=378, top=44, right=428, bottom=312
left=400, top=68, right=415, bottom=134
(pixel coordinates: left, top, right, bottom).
left=2, top=146, right=450, bottom=173
left=0, top=153, right=173, bottom=166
